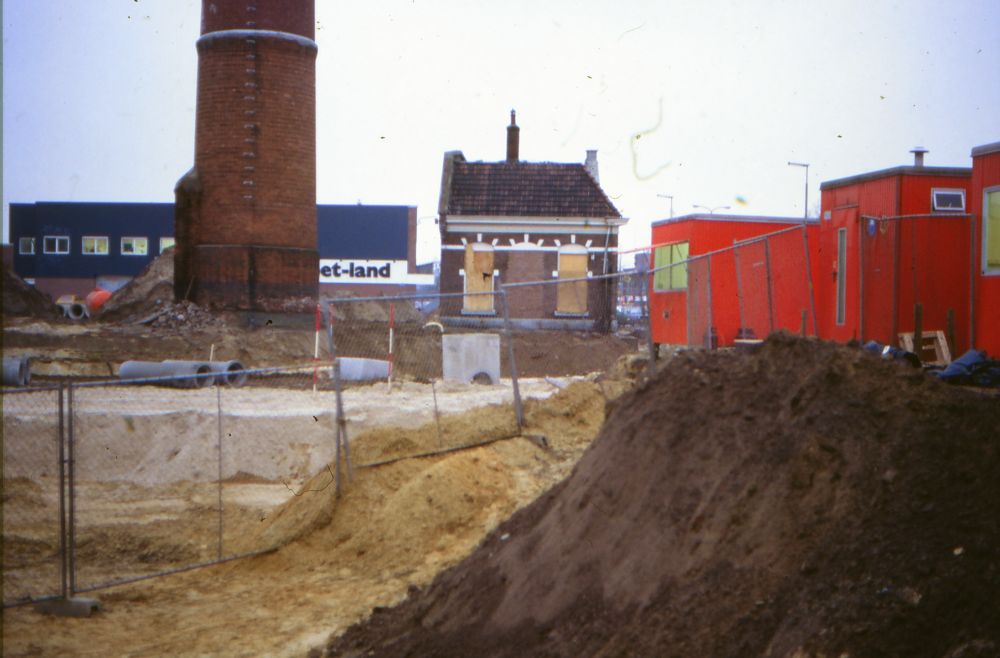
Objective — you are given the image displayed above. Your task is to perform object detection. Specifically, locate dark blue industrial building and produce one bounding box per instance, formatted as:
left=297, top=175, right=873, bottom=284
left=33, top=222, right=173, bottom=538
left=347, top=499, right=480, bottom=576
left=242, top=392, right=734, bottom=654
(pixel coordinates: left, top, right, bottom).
left=10, top=202, right=426, bottom=302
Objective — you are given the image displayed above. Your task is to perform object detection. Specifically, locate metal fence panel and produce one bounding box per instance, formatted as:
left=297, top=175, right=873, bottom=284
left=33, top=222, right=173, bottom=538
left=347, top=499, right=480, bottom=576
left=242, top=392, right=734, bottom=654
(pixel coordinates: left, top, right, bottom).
left=2, top=387, right=65, bottom=606
left=325, top=293, right=522, bottom=467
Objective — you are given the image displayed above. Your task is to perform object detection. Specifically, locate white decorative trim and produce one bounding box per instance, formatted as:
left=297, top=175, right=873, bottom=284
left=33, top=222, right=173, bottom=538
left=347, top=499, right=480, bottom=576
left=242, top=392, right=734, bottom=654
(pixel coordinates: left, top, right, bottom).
left=460, top=237, right=468, bottom=245
left=554, top=239, right=562, bottom=247
left=491, top=238, right=498, bottom=246
left=197, top=29, right=318, bottom=51
left=571, top=234, right=576, bottom=243
left=585, top=239, right=593, bottom=248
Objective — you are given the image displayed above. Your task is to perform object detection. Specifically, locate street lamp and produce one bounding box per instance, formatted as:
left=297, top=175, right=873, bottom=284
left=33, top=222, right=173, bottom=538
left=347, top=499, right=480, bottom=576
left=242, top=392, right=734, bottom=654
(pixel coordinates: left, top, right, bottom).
left=657, top=194, right=674, bottom=219
left=788, top=161, right=809, bottom=220
left=693, top=204, right=730, bottom=214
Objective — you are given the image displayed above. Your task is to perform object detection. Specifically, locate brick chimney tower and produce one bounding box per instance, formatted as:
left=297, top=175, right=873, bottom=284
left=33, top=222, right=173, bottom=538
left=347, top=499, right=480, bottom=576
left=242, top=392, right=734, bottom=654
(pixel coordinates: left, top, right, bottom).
left=175, top=0, right=318, bottom=314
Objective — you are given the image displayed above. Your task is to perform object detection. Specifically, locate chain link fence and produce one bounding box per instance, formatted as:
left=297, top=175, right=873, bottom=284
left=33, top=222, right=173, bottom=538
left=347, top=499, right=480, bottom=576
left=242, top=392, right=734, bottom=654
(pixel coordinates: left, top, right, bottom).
left=2, top=386, right=67, bottom=606
left=648, top=224, right=818, bottom=350
left=325, top=292, right=524, bottom=467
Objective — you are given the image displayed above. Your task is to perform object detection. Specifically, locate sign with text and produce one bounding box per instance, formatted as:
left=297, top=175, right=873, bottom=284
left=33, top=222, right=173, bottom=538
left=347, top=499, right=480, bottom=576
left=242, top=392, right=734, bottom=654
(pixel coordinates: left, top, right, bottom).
left=319, top=259, right=432, bottom=285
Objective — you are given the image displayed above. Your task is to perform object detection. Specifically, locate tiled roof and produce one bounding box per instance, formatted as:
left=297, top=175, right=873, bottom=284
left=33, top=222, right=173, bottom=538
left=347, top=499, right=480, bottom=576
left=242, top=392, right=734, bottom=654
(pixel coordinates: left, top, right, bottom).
left=445, top=161, right=621, bottom=218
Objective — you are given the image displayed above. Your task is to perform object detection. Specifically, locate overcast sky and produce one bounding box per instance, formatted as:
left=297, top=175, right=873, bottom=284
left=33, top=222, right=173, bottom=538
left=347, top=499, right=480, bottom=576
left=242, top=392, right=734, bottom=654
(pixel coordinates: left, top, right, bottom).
left=4, top=1, right=999, bottom=262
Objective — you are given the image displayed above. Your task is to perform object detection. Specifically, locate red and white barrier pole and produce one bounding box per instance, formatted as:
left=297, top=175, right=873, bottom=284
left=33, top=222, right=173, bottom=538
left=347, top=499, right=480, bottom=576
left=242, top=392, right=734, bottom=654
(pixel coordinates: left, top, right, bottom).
left=312, top=303, right=321, bottom=392
left=388, top=303, right=394, bottom=393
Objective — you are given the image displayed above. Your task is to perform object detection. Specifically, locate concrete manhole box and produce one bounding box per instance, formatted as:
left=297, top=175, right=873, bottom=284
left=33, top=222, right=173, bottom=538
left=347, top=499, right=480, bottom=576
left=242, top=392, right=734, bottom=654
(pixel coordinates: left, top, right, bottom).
left=442, top=334, right=501, bottom=385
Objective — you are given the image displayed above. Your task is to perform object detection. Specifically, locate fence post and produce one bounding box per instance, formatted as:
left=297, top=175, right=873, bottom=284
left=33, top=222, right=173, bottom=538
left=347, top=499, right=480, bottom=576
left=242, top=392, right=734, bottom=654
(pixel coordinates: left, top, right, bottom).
left=914, top=303, right=924, bottom=362
left=216, top=385, right=224, bottom=561
left=500, top=290, right=524, bottom=429
left=734, top=245, right=746, bottom=335
left=802, top=224, right=819, bottom=337
left=764, top=237, right=775, bottom=334
left=58, top=381, right=68, bottom=599
left=67, top=381, right=76, bottom=598
left=859, top=221, right=866, bottom=343
left=707, top=254, right=714, bottom=349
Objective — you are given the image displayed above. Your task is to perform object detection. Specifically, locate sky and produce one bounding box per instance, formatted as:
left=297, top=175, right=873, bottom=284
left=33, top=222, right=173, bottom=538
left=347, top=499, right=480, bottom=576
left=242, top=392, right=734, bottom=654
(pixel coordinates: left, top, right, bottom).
left=3, top=0, right=999, bottom=264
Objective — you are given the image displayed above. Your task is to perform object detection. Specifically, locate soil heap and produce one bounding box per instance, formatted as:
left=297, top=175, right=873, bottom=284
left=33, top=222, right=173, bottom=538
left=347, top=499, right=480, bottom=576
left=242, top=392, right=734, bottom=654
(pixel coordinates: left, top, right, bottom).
left=322, top=333, right=1000, bottom=658
left=2, top=267, right=61, bottom=319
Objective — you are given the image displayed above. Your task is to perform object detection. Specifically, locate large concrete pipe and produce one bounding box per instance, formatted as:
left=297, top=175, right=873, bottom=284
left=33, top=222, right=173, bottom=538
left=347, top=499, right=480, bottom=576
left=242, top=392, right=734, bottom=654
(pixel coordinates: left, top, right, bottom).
left=3, top=358, right=26, bottom=387
left=118, top=361, right=215, bottom=389
left=56, top=296, right=88, bottom=320
left=208, top=360, right=247, bottom=388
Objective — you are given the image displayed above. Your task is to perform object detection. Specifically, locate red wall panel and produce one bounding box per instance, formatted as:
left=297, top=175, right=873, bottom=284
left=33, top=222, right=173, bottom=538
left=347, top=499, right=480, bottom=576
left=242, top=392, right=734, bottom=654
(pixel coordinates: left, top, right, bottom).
left=971, top=149, right=1000, bottom=356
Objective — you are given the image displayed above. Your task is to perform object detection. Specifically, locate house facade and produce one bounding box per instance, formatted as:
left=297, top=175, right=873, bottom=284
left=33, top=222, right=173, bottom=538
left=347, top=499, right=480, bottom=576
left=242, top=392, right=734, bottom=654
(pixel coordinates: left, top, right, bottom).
left=437, top=112, right=626, bottom=329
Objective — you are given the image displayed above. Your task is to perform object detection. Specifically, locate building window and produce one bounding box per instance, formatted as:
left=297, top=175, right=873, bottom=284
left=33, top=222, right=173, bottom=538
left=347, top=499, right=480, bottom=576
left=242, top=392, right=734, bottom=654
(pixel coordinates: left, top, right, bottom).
left=462, top=242, right=495, bottom=314
left=160, top=237, right=175, bottom=253
left=121, top=237, right=148, bottom=256
left=82, top=236, right=109, bottom=255
left=43, top=236, right=70, bottom=254
left=836, top=228, right=847, bottom=325
left=984, top=186, right=1000, bottom=274
left=652, top=242, right=689, bottom=291
left=932, top=188, right=966, bottom=212
left=19, top=237, right=35, bottom=255
left=556, top=244, right=589, bottom=315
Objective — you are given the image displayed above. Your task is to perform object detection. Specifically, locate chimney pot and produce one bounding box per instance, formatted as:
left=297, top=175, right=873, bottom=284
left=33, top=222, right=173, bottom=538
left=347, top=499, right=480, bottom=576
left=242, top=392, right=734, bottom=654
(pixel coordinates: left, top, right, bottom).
left=910, top=146, right=928, bottom=167
left=506, top=110, right=520, bottom=163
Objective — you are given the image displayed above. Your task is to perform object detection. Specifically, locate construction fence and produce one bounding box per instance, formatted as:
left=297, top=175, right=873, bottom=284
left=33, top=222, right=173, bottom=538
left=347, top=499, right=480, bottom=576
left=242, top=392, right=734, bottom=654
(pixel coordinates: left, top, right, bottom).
left=2, top=366, right=353, bottom=608
left=644, top=224, right=818, bottom=350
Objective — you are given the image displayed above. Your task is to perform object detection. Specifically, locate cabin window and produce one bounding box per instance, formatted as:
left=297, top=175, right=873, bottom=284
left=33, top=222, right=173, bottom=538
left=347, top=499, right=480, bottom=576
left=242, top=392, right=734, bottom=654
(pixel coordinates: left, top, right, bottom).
left=931, top=189, right=965, bottom=212
left=652, top=242, right=688, bottom=291
left=121, top=237, right=148, bottom=256
left=43, top=236, right=70, bottom=254
left=836, top=228, right=847, bottom=325
left=82, top=237, right=109, bottom=255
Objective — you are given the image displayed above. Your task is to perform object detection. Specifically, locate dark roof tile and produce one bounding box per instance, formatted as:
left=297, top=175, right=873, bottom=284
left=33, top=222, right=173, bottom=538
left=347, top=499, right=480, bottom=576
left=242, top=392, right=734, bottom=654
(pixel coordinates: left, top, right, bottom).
left=446, top=162, right=620, bottom=218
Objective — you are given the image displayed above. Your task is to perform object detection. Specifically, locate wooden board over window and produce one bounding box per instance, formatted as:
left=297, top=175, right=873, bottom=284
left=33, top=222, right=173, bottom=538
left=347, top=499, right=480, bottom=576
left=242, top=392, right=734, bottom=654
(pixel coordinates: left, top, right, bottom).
left=557, top=246, right=589, bottom=315
left=464, top=243, right=495, bottom=312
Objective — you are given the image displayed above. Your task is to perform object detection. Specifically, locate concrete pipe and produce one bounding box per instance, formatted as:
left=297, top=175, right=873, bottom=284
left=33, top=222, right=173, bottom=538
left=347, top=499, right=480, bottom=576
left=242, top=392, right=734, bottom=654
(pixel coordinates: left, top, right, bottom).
left=21, top=357, right=31, bottom=386
left=63, top=302, right=87, bottom=320
left=208, top=361, right=248, bottom=388
left=3, top=358, right=26, bottom=387
left=118, top=361, right=216, bottom=389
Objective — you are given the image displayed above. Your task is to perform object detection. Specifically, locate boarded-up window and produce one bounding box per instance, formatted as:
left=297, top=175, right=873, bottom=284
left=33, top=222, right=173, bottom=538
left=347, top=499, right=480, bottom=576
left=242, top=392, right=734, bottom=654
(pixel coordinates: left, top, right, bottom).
left=652, top=242, right=688, bottom=291
left=556, top=245, right=589, bottom=315
left=463, top=243, right=495, bottom=313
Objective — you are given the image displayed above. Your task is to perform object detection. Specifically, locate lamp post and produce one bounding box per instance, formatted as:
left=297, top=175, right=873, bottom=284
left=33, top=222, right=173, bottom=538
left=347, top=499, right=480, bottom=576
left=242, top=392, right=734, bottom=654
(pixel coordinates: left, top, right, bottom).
left=657, top=194, right=674, bottom=219
left=693, top=204, right=730, bottom=215
left=788, top=161, right=809, bottom=220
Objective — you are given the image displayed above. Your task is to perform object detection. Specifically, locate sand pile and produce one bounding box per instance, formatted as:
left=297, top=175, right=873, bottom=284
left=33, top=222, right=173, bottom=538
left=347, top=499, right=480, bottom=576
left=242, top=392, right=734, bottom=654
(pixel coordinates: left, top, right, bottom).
left=321, top=333, right=1000, bottom=658
left=2, top=268, right=61, bottom=319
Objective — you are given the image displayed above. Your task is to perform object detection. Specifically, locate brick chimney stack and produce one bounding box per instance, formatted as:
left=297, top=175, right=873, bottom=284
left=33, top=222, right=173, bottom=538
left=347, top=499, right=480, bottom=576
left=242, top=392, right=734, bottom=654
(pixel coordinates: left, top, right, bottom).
left=175, top=0, right=319, bottom=314
left=506, top=110, right=520, bottom=163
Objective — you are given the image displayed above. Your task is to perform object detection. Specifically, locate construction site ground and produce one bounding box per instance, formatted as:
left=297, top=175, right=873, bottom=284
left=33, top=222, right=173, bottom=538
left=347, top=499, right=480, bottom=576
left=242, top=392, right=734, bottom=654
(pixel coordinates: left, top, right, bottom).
left=4, top=264, right=998, bottom=658
left=2, top=309, right=640, bottom=658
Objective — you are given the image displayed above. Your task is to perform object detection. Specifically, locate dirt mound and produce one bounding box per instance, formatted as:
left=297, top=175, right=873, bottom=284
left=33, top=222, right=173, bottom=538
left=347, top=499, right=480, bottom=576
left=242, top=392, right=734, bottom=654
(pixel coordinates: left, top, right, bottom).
left=97, top=246, right=175, bottom=321
left=2, top=268, right=61, bottom=319
left=322, top=333, right=1000, bottom=658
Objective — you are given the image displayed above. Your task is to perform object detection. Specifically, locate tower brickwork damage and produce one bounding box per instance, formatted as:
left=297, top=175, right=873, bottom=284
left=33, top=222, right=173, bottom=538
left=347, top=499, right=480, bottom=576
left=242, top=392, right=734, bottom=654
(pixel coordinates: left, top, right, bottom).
left=175, top=0, right=318, bottom=312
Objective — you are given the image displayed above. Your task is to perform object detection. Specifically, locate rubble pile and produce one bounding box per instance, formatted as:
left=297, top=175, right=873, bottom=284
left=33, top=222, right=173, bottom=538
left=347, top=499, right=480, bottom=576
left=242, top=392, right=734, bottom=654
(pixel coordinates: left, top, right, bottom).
left=128, top=299, right=228, bottom=330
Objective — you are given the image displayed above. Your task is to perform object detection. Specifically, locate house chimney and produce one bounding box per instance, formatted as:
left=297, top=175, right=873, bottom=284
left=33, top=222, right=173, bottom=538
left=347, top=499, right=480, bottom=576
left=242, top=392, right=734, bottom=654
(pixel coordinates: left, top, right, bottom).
left=506, top=110, right=520, bottom=163
left=910, top=146, right=928, bottom=167
left=584, top=150, right=600, bottom=184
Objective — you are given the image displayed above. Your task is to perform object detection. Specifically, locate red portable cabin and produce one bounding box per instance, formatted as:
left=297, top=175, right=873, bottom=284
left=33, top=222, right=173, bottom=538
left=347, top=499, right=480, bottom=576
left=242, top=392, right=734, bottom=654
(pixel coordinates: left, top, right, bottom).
left=649, top=214, right=820, bottom=349
left=971, top=140, right=1000, bottom=357
left=817, top=149, right=974, bottom=355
